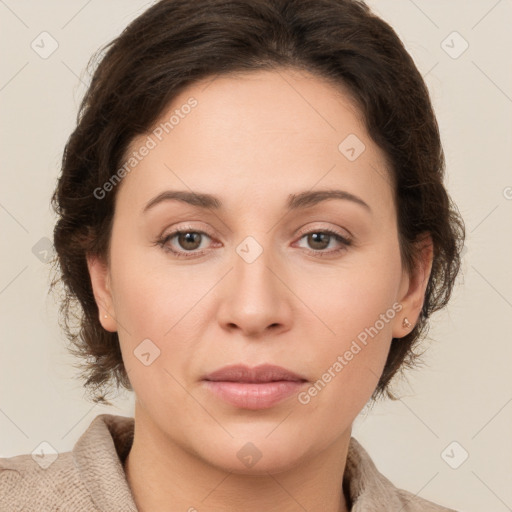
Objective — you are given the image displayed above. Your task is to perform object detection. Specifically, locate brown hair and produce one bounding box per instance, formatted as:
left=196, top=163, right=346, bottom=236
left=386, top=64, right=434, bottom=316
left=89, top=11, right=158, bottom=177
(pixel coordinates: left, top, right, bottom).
left=50, top=0, right=465, bottom=404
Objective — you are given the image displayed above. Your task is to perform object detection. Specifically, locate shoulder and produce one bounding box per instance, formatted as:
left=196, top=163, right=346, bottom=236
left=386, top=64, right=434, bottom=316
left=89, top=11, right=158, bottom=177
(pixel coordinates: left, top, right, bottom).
left=0, top=414, right=135, bottom=512
left=346, top=437, right=460, bottom=512
left=0, top=449, right=97, bottom=511
left=395, top=487, right=460, bottom=512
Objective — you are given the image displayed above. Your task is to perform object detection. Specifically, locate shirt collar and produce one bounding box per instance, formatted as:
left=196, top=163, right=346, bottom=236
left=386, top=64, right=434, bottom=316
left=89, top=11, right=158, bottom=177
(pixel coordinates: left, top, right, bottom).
left=344, top=436, right=406, bottom=510
left=73, top=414, right=137, bottom=511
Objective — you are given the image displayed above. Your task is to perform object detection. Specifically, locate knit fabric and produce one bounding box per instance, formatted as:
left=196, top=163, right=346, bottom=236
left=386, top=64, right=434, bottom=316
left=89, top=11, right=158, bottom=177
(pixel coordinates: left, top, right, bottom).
left=0, top=414, right=458, bottom=511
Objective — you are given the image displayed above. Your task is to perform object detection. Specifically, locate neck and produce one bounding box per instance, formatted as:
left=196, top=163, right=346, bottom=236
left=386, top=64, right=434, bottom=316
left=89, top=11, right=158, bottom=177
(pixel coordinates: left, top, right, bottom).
left=124, top=407, right=351, bottom=512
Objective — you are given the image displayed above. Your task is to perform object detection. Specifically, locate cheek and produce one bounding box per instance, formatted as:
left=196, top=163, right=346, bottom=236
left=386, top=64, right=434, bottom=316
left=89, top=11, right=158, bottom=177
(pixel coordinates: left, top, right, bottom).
left=108, top=227, right=188, bottom=339
left=107, top=232, right=208, bottom=397
left=296, top=246, right=402, bottom=410
left=302, top=241, right=402, bottom=341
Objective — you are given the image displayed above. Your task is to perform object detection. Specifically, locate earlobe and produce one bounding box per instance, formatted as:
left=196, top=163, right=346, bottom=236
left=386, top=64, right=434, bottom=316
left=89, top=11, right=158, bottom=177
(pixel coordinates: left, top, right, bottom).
left=86, top=253, right=118, bottom=332
left=393, top=234, right=434, bottom=338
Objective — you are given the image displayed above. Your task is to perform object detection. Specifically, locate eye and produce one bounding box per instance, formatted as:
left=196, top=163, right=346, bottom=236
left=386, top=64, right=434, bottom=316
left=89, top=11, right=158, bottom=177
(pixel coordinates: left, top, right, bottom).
left=154, top=226, right=352, bottom=259
left=295, top=228, right=352, bottom=257
left=156, top=229, right=214, bottom=258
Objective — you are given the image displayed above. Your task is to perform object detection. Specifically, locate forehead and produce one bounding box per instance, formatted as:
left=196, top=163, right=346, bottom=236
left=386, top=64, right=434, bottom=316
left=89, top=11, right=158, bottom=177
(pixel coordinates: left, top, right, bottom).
left=116, top=68, right=393, bottom=217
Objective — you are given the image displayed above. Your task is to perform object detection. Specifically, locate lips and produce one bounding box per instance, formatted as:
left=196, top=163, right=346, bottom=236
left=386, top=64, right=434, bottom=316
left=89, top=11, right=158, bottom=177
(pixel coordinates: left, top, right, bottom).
left=202, top=364, right=308, bottom=410
left=202, top=364, right=307, bottom=383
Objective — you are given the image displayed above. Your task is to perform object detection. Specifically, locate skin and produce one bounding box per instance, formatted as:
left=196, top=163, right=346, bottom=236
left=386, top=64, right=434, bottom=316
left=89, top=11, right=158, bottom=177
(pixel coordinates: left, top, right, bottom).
left=87, top=68, right=433, bottom=512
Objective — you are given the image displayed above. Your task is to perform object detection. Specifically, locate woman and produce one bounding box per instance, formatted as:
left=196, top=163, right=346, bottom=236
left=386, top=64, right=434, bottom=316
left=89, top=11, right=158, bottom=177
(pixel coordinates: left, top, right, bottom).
left=0, top=0, right=464, bottom=510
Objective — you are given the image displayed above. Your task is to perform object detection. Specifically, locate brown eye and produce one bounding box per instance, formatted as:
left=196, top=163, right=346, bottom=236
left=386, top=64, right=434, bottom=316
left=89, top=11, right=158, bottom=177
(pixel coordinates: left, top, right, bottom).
left=177, top=232, right=203, bottom=251
left=307, top=232, right=331, bottom=250
left=295, top=229, right=352, bottom=257
left=157, top=229, right=213, bottom=258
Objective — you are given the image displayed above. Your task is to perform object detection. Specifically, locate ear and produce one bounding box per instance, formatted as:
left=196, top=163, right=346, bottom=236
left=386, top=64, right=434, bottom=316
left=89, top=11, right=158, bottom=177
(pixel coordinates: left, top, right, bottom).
left=86, top=253, right=118, bottom=332
left=392, top=233, right=434, bottom=338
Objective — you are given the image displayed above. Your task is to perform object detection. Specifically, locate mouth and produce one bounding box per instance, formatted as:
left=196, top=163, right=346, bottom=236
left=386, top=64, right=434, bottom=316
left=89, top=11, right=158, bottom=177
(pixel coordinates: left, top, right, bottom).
left=202, top=364, right=308, bottom=410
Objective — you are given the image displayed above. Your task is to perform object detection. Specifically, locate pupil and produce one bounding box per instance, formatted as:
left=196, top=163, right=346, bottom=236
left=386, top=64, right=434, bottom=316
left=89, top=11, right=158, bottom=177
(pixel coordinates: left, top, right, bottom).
left=181, top=232, right=199, bottom=249
left=310, top=233, right=328, bottom=249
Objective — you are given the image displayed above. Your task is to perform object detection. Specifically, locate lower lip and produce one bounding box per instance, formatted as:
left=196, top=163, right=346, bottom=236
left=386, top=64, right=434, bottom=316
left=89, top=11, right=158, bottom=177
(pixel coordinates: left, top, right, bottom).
left=202, top=380, right=306, bottom=410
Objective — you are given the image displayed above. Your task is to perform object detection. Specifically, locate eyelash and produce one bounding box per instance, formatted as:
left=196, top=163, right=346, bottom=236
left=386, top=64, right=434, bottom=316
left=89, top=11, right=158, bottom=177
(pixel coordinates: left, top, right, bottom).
left=154, top=226, right=352, bottom=259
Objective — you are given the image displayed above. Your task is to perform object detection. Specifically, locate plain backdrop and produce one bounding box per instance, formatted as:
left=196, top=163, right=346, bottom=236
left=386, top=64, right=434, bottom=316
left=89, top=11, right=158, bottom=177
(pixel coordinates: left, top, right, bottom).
left=1, top=1, right=511, bottom=510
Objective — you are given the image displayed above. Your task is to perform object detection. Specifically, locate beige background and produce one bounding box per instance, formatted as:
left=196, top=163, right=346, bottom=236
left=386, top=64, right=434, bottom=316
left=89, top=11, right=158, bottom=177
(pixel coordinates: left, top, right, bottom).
left=1, top=1, right=511, bottom=510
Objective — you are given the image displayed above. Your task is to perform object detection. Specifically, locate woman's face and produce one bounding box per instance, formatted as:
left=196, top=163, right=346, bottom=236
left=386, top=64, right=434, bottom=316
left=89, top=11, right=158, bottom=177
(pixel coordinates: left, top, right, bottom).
left=88, top=68, right=425, bottom=473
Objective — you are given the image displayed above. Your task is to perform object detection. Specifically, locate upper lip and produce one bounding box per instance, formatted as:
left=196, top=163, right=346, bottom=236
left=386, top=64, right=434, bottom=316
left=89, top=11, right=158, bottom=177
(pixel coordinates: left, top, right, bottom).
left=202, top=364, right=307, bottom=383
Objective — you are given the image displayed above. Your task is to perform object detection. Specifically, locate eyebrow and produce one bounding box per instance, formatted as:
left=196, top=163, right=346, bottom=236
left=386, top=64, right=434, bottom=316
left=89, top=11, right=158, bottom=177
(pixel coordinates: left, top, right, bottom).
left=142, top=188, right=371, bottom=214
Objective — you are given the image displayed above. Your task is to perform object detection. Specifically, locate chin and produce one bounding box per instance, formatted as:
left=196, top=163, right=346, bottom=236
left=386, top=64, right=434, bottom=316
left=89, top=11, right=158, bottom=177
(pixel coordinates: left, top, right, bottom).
left=190, top=431, right=318, bottom=476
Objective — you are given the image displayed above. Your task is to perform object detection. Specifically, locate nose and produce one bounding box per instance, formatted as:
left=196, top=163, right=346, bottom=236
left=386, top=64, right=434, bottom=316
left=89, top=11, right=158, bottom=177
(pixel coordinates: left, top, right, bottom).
left=216, top=238, right=293, bottom=338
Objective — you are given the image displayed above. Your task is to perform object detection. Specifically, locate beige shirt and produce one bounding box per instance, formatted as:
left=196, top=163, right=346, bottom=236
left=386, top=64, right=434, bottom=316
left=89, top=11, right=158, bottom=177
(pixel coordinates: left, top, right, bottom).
left=0, top=414, right=458, bottom=511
